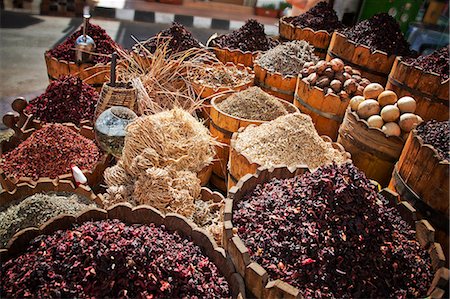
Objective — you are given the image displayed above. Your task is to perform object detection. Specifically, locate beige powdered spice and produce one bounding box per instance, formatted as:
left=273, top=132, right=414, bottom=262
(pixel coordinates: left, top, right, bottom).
left=216, top=87, right=288, bottom=121
left=234, top=113, right=346, bottom=169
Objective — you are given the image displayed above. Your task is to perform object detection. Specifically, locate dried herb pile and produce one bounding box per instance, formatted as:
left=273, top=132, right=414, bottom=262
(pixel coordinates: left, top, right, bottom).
left=285, top=1, right=343, bottom=33
left=257, top=41, right=318, bottom=77
left=141, top=22, right=201, bottom=54
left=25, top=76, right=99, bottom=125
left=416, top=120, right=449, bottom=161
left=234, top=113, right=346, bottom=169
left=0, top=192, right=96, bottom=248
left=233, top=163, right=433, bottom=298
left=103, top=109, right=223, bottom=243
left=404, top=45, right=449, bottom=81
left=190, top=63, right=254, bottom=89
left=1, top=124, right=101, bottom=180
left=1, top=220, right=230, bottom=298
left=213, top=19, right=278, bottom=52
left=341, top=13, right=411, bottom=56
left=217, top=87, right=288, bottom=121
left=48, top=24, right=119, bottom=64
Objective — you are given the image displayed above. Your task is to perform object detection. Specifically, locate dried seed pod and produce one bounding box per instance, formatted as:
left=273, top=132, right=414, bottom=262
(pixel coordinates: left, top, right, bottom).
left=330, top=58, right=344, bottom=72
left=303, top=61, right=315, bottom=69
left=300, top=68, right=310, bottom=78
left=330, top=79, right=342, bottom=93
left=343, top=72, right=352, bottom=81
left=339, top=90, right=350, bottom=101
left=334, top=71, right=344, bottom=82
left=317, top=76, right=330, bottom=88
left=323, top=67, right=335, bottom=78
left=308, top=65, right=316, bottom=74
left=359, top=78, right=371, bottom=88
left=352, top=75, right=362, bottom=81
left=344, top=65, right=353, bottom=73
left=306, top=73, right=318, bottom=85
left=352, top=69, right=362, bottom=76
left=356, top=85, right=365, bottom=96
left=323, top=87, right=333, bottom=95
left=316, top=61, right=328, bottom=74
left=344, top=79, right=357, bottom=94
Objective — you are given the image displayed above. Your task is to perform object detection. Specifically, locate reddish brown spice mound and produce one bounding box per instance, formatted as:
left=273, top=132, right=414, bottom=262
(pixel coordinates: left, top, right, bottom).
left=1, top=220, right=230, bottom=298
left=25, top=76, right=99, bottom=125
left=48, top=24, right=119, bottom=64
left=404, top=46, right=449, bottom=80
left=285, top=1, right=343, bottom=33
left=341, top=13, right=411, bottom=56
left=416, top=120, right=450, bottom=161
left=141, top=22, right=201, bottom=54
left=233, top=163, right=432, bottom=298
left=1, top=124, right=100, bottom=180
left=213, top=19, right=278, bottom=52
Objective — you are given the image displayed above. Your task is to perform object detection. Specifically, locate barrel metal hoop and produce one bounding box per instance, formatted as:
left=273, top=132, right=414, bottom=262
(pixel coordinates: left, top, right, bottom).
left=387, top=77, right=449, bottom=106
left=393, top=166, right=449, bottom=232
left=327, top=51, right=387, bottom=78
left=47, top=74, right=104, bottom=88
left=210, top=119, right=234, bottom=138
left=257, top=81, right=294, bottom=96
left=294, top=94, right=342, bottom=122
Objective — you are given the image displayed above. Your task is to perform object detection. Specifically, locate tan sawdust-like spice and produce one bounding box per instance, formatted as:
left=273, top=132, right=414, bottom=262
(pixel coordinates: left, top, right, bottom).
left=234, top=113, right=347, bottom=169
left=216, top=87, right=288, bottom=121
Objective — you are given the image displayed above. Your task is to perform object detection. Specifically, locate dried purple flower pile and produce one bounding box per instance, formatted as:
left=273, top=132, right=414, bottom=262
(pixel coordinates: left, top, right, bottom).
left=285, top=1, right=343, bottom=33
left=141, top=22, right=201, bottom=54
left=213, top=19, right=278, bottom=52
left=404, top=45, right=449, bottom=81
left=233, top=163, right=432, bottom=298
left=1, top=220, right=230, bottom=298
left=1, top=124, right=100, bottom=180
left=416, top=120, right=450, bottom=161
left=25, top=76, right=99, bottom=125
left=48, top=24, right=120, bottom=64
left=341, top=13, right=411, bottom=56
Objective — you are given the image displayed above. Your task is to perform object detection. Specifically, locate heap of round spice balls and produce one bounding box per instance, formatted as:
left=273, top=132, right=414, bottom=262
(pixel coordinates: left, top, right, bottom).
left=212, top=19, right=278, bottom=52
left=47, top=23, right=120, bottom=64
left=140, top=22, right=201, bottom=55
left=25, top=75, right=99, bottom=126
left=0, top=124, right=101, bottom=180
left=284, top=1, right=343, bottom=33
left=256, top=40, right=319, bottom=77
left=1, top=220, right=230, bottom=298
left=302, top=59, right=370, bottom=100
left=0, top=192, right=97, bottom=248
left=350, top=83, right=423, bottom=137
left=216, top=87, right=289, bottom=121
left=233, top=163, right=433, bottom=298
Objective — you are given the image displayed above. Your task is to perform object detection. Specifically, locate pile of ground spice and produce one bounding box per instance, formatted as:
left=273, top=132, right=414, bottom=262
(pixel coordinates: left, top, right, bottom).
left=48, top=24, right=119, bottom=64
left=284, top=1, right=343, bottom=33
left=1, top=124, right=101, bottom=180
left=416, top=120, right=449, bottom=161
left=25, top=76, right=99, bottom=125
left=234, top=113, right=346, bottom=168
left=141, top=22, right=201, bottom=54
left=257, top=41, right=319, bottom=76
left=341, top=13, right=411, bottom=56
left=2, top=219, right=230, bottom=298
left=216, top=87, right=288, bottom=121
left=190, top=63, right=254, bottom=89
left=404, top=46, right=449, bottom=80
left=233, top=163, right=433, bottom=298
left=0, top=192, right=96, bottom=248
left=213, top=19, right=278, bottom=52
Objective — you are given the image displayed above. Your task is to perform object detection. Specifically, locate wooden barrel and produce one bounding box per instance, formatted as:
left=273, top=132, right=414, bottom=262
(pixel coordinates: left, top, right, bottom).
left=212, top=46, right=258, bottom=68
left=223, top=165, right=448, bottom=298
left=389, top=129, right=449, bottom=262
left=326, top=32, right=396, bottom=86
left=44, top=52, right=111, bottom=92
left=294, top=78, right=350, bottom=140
left=209, top=93, right=298, bottom=192
left=386, top=57, right=449, bottom=121
left=191, top=63, right=255, bottom=125
left=0, top=188, right=246, bottom=299
left=337, top=108, right=405, bottom=186
left=227, top=133, right=350, bottom=190
left=0, top=121, right=110, bottom=192
left=279, top=16, right=332, bottom=59
left=253, top=59, right=297, bottom=103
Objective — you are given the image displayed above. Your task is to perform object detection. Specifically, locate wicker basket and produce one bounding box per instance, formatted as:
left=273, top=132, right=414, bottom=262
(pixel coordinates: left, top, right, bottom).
left=95, top=82, right=138, bottom=119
